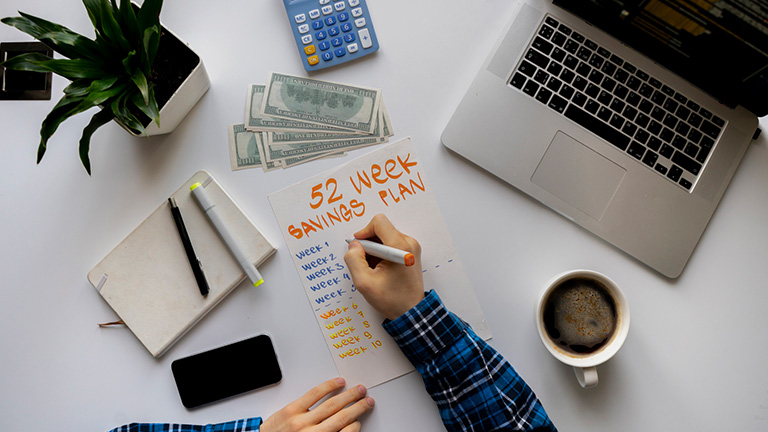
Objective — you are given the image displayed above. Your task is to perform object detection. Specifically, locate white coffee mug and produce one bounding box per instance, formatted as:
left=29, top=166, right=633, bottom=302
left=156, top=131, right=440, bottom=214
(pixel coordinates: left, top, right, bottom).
left=535, top=270, right=630, bottom=388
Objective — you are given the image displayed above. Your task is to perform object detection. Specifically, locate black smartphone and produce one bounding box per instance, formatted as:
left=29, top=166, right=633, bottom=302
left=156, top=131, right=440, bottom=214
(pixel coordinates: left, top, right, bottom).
left=171, top=334, right=282, bottom=408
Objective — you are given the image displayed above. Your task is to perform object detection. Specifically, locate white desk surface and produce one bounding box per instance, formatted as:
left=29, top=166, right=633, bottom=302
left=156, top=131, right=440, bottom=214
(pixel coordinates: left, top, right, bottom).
left=2, top=1, right=767, bottom=431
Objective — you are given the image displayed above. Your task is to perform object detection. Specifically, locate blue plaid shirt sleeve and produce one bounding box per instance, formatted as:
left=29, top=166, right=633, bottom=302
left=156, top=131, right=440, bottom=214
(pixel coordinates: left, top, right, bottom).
left=383, top=290, right=557, bottom=432
left=108, top=417, right=262, bottom=432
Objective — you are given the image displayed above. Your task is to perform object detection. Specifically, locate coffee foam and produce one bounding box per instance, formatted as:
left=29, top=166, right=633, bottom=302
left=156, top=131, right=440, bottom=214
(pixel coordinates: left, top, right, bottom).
left=543, top=278, right=617, bottom=355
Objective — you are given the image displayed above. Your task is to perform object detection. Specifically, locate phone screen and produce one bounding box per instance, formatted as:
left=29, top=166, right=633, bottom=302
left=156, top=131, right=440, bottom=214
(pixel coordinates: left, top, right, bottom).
left=171, top=334, right=282, bottom=408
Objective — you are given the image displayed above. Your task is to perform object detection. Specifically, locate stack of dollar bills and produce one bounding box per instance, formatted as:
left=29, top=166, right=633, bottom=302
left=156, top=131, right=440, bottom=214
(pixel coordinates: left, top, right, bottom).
left=229, top=72, right=393, bottom=171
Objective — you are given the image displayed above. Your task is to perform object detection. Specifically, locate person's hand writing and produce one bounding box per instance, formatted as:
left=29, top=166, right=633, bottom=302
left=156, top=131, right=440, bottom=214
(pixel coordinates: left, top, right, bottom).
left=260, top=377, right=374, bottom=432
left=344, top=214, right=424, bottom=320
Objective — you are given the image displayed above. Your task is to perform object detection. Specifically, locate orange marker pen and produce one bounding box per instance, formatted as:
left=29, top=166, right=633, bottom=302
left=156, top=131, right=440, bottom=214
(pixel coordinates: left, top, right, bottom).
left=346, top=239, right=415, bottom=266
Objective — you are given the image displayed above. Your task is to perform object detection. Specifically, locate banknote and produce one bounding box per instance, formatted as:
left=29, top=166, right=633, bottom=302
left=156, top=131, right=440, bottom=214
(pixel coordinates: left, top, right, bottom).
left=264, top=134, right=388, bottom=163
left=231, top=75, right=392, bottom=172
left=269, top=98, right=393, bottom=148
left=229, top=123, right=267, bottom=171
left=245, top=84, right=357, bottom=134
left=228, top=124, right=283, bottom=171
left=281, top=151, right=347, bottom=168
left=254, top=132, right=282, bottom=172
left=229, top=124, right=355, bottom=171
left=258, top=132, right=347, bottom=170
left=261, top=72, right=381, bottom=134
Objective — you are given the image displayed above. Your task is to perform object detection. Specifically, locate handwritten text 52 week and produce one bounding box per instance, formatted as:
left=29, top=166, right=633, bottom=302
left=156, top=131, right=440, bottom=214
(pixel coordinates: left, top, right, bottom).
left=286, top=152, right=426, bottom=239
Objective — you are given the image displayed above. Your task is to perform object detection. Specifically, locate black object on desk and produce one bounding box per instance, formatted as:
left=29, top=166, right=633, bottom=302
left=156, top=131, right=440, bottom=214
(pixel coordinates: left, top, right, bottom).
left=168, top=197, right=209, bottom=296
left=171, top=334, right=282, bottom=408
left=0, top=42, right=53, bottom=100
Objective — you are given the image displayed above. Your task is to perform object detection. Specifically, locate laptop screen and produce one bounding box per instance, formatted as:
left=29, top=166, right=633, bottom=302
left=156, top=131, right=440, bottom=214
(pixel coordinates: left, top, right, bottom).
left=554, top=0, right=768, bottom=116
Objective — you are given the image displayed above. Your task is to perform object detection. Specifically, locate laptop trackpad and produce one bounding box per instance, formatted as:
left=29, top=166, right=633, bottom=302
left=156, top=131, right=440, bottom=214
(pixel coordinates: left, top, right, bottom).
left=532, top=132, right=626, bottom=221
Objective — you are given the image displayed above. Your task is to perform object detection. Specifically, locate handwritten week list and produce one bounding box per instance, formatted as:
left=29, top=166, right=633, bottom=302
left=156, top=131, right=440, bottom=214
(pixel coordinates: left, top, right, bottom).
left=269, top=137, right=490, bottom=388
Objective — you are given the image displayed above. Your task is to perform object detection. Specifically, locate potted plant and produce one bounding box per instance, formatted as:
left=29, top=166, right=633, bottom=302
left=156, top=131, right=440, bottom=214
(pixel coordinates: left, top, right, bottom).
left=1, top=0, right=209, bottom=174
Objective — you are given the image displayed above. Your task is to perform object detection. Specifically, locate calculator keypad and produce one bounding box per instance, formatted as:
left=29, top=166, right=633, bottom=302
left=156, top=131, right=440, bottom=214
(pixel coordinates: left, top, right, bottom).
left=286, top=0, right=379, bottom=71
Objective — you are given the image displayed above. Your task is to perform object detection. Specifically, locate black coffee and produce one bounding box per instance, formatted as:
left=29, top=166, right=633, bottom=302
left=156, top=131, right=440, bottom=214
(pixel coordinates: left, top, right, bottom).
left=543, top=277, right=618, bottom=355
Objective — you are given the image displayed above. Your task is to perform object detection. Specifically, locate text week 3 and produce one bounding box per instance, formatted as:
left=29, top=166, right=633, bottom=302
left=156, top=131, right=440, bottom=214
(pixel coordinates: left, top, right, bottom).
left=295, top=243, right=385, bottom=360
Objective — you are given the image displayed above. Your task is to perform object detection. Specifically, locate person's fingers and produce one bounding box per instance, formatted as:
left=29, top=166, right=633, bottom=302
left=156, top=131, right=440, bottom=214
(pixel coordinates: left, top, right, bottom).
left=309, top=385, right=367, bottom=423
left=288, top=377, right=346, bottom=412
left=354, top=214, right=409, bottom=249
left=352, top=215, right=379, bottom=240
left=401, top=233, right=422, bottom=259
left=344, top=241, right=375, bottom=285
left=339, top=420, right=362, bottom=432
left=318, top=397, right=374, bottom=432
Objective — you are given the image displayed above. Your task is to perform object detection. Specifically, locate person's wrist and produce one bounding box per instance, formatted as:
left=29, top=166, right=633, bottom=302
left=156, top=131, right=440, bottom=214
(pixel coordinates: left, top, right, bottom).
left=385, top=291, right=426, bottom=320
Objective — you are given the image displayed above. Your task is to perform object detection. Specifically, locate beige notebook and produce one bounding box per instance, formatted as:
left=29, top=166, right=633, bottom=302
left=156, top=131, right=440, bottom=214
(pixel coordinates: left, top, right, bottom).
left=88, top=170, right=276, bottom=357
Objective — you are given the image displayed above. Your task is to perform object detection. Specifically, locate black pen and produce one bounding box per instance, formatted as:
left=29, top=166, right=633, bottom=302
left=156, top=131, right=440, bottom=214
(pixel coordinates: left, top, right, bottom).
left=168, top=197, right=209, bottom=296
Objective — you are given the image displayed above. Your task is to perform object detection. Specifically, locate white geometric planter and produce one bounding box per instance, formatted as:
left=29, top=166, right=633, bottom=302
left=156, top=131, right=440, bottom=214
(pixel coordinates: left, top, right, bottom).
left=143, top=56, right=209, bottom=136
left=115, top=18, right=210, bottom=137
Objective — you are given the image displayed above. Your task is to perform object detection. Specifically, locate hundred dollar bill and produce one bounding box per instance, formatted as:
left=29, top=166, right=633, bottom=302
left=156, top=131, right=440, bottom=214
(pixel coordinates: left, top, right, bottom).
left=280, top=152, right=347, bottom=169
left=229, top=124, right=266, bottom=171
left=254, top=131, right=282, bottom=172
left=380, top=97, right=393, bottom=138
left=261, top=72, right=381, bottom=134
left=228, top=124, right=283, bottom=171
left=258, top=132, right=341, bottom=169
left=245, top=84, right=357, bottom=134
left=269, top=98, right=393, bottom=148
left=282, top=151, right=347, bottom=168
left=229, top=124, right=349, bottom=172
left=264, top=134, right=388, bottom=163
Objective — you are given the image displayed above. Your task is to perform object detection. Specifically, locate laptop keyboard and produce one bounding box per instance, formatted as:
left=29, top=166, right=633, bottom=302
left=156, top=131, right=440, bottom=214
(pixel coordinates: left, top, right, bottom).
left=510, top=15, right=726, bottom=191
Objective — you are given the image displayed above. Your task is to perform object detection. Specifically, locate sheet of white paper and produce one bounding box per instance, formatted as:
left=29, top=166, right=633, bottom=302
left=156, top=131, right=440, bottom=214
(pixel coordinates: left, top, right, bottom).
left=269, top=137, right=491, bottom=388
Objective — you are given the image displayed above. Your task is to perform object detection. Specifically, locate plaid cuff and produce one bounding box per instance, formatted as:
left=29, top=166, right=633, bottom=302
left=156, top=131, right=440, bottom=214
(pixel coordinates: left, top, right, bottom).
left=205, top=418, right=262, bottom=432
left=108, top=418, right=262, bottom=432
left=383, top=290, right=468, bottom=365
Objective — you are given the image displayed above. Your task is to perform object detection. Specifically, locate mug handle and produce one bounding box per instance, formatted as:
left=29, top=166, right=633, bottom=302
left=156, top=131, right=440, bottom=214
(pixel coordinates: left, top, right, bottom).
left=573, top=366, right=598, bottom=388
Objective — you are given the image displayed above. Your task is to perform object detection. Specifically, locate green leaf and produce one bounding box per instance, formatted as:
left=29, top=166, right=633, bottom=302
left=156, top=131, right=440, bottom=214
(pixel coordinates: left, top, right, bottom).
left=78, top=107, right=115, bottom=175
left=0, top=52, right=53, bottom=73
left=82, top=0, right=104, bottom=37
left=63, top=79, right=94, bottom=97
left=100, top=0, right=130, bottom=52
left=91, top=31, right=117, bottom=59
left=37, top=30, right=102, bottom=60
left=64, top=75, right=122, bottom=99
left=138, top=0, right=163, bottom=32
left=116, top=0, right=140, bottom=45
left=131, top=86, right=160, bottom=126
left=141, top=26, right=160, bottom=70
left=71, top=81, right=129, bottom=115
left=1, top=52, right=107, bottom=80
left=86, top=75, right=122, bottom=94
left=111, top=92, right=146, bottom=135
left=3, top=0, right=167, bottom=172
left=2, top=14, right=57, bottom=38
left=121, top=49, right=136, bottom=75
left=42, top=79, right=127, bottom=156
left=2, top=14, right=101, bottom=60
left=82, top=0, right=129, bottom=52
left=37, top=94, right=87, bottom=163
left=130, top=71, right=150, bottom=104
left=137, top=0, right=163, bottom=70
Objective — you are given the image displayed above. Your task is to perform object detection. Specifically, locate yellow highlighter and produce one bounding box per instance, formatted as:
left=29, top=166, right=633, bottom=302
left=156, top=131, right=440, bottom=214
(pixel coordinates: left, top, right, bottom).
left=190, top=182, right=264, bottom=287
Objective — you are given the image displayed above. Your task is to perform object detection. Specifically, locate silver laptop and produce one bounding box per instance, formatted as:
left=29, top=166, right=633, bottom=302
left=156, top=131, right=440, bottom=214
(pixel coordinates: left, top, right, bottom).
left=442, top=0, right=767, bottom=278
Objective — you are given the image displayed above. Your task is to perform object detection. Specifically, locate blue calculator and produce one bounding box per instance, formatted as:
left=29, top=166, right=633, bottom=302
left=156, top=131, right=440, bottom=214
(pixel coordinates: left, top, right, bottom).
left=282, top=0, right=380, bottom=71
